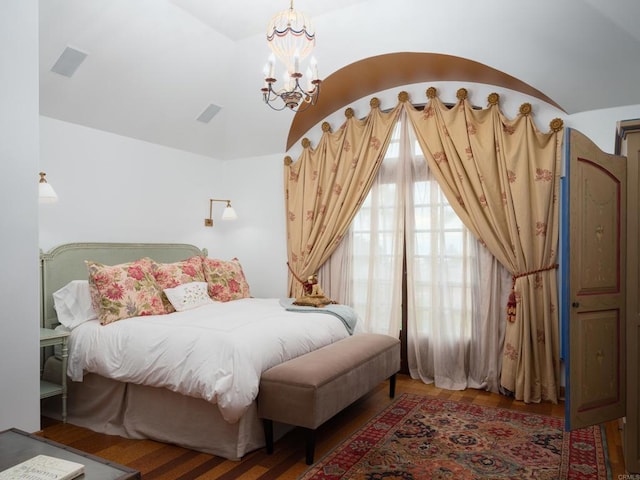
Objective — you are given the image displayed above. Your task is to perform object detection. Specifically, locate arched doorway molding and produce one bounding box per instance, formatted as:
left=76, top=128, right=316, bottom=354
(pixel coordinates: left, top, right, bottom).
left=286, top=52, right=565, bottom=151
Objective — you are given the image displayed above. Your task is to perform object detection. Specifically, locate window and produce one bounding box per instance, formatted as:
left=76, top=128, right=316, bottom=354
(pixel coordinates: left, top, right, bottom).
left=349, top=117, right=476, bottom=341
left=325, top=111, right=509, bottom=391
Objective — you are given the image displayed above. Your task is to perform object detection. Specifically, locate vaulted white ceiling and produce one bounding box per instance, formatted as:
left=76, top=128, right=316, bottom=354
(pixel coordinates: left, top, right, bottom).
left=39, top=0, right=640, bottom=160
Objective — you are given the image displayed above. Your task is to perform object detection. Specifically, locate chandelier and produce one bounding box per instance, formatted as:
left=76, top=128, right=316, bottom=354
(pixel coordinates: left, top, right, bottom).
left=261, top=0, right=321, bottom=112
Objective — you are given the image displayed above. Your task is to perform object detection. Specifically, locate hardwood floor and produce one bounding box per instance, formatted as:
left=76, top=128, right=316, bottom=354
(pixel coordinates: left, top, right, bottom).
left=38, top=374, right=626, bottom=479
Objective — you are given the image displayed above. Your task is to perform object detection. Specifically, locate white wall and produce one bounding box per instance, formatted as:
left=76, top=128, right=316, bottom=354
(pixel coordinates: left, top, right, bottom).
left=39, top=117, right=289, bottom=299
left=0, top=0, right=41, bottom=432
left=566, top=104, right=640, bottom=154
left=215, top=154, right=289, bottom=298
left=39, top=117, right=226, bottom=252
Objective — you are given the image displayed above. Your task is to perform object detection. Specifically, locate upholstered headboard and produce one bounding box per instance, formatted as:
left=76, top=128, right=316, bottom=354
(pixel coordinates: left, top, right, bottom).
left=40, top=242, right=207, bottom=329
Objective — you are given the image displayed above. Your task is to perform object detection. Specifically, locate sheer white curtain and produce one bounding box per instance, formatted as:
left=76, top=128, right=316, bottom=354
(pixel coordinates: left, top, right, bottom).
left=321, top=111, right=511, bottom=392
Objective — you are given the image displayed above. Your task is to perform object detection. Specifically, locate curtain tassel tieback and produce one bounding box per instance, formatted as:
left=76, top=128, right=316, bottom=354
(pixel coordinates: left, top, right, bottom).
left=287, top=262, right=314, bottom=294
left=507, top=263, right=559, bottom=323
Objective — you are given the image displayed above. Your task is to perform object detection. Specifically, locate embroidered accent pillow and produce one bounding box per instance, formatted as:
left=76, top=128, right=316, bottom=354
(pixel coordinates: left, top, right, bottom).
left=151, top=256, right=205, bottom=312
left=202, top=257, right=251, bottom=302
left=163, top=282, right=214, bottom=312
left=86, top=258, right=166, bottom=325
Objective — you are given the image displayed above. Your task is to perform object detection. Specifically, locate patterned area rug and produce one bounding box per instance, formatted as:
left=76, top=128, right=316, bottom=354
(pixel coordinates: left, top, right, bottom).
left=300, top=393, right=610, bottom=480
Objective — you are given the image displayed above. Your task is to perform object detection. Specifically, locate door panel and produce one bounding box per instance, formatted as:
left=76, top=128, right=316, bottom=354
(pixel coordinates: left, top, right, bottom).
left=566, top=128, right=627, bottom=430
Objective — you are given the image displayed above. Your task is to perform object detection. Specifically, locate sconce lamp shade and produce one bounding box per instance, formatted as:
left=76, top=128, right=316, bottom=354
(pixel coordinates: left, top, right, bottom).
left=222, top=204, right=238, bottom=220
left=39, top=172, right=58, bottom=203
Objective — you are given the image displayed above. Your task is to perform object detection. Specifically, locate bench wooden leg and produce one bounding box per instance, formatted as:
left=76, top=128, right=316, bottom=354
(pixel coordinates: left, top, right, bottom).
left=304, top=428, right=316, bottom=465
left=389, top=373, right=396, bottom=398
left=263, top=419, right=274, bottom=454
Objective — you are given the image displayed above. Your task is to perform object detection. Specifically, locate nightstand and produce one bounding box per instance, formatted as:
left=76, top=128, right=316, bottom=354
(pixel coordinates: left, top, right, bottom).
left=39, top=328, right=70, bottom=423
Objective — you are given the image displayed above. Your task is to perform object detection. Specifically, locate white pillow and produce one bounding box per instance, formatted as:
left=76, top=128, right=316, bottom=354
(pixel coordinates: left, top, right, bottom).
left=52, top=280, right=98, bottom=329
left=164, top=282, right=214, bottom=312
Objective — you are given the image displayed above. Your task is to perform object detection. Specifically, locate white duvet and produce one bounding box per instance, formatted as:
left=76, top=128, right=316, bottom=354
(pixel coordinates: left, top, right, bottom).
left=67, top=298, right=356, bottom=423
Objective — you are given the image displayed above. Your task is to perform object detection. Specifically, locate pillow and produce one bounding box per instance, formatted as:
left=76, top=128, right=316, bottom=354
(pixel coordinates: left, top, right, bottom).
left=151, top=256, right=205, bottom=313
left=163, top=282, right=214, bottom=312
left=52, top=280, right=97, bottom=329
left=86, top=257, right=166, bottom=325
left=202, top=257, right=251, bottom=302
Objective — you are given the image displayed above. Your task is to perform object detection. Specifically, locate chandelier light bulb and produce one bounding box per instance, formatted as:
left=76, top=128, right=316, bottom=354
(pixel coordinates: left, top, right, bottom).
left=305, top=67, right=313, bottom=91
left=293, top=49, right=300, bottom=74
left=267, top=53, right=275, bottom=79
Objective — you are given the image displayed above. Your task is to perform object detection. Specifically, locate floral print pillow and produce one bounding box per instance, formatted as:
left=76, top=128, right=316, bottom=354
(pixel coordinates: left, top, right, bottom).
left=202, top=257, right=251, bottom=302
left=151, top=256, right=206, bottom=313
left=86, top=258, right=166, bottom=325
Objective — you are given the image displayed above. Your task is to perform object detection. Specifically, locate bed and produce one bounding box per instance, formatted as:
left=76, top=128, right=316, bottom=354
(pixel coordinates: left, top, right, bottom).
left=40, top=242, right=357, bottom=460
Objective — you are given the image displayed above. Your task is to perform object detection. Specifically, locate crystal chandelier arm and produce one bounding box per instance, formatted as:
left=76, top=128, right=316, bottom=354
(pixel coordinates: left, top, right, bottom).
left=262, top=76, right=320, bottom=112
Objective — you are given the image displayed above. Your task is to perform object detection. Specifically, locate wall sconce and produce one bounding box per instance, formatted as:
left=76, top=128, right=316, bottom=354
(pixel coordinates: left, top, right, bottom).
left=205, top=198, right=237, bottom=227
left=39, top=172, right=58, bottom=203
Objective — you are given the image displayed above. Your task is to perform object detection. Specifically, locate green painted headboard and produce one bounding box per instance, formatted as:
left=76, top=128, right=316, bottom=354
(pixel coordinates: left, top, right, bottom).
left=40, top=242, right=207, bottom=329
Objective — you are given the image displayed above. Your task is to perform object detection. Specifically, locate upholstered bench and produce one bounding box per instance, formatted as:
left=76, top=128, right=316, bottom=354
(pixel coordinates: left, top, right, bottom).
left=257, top=333, right=401, bottom=464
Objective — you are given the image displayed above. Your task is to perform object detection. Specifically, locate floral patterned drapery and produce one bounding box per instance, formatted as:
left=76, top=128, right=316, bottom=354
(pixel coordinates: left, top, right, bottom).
left=284, top=98, right=401, bottom=297
left=285, top=88, right=564, bottom=403
left=405, top=88, right=563, bottom=403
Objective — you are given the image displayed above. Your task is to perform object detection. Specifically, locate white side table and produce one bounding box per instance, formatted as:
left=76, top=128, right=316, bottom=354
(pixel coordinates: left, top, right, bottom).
left=39, top=328, right=70, bottom=423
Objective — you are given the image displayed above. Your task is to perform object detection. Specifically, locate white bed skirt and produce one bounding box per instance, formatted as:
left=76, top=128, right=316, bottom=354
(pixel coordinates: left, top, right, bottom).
left=41, top=357, right=288, bottom=460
